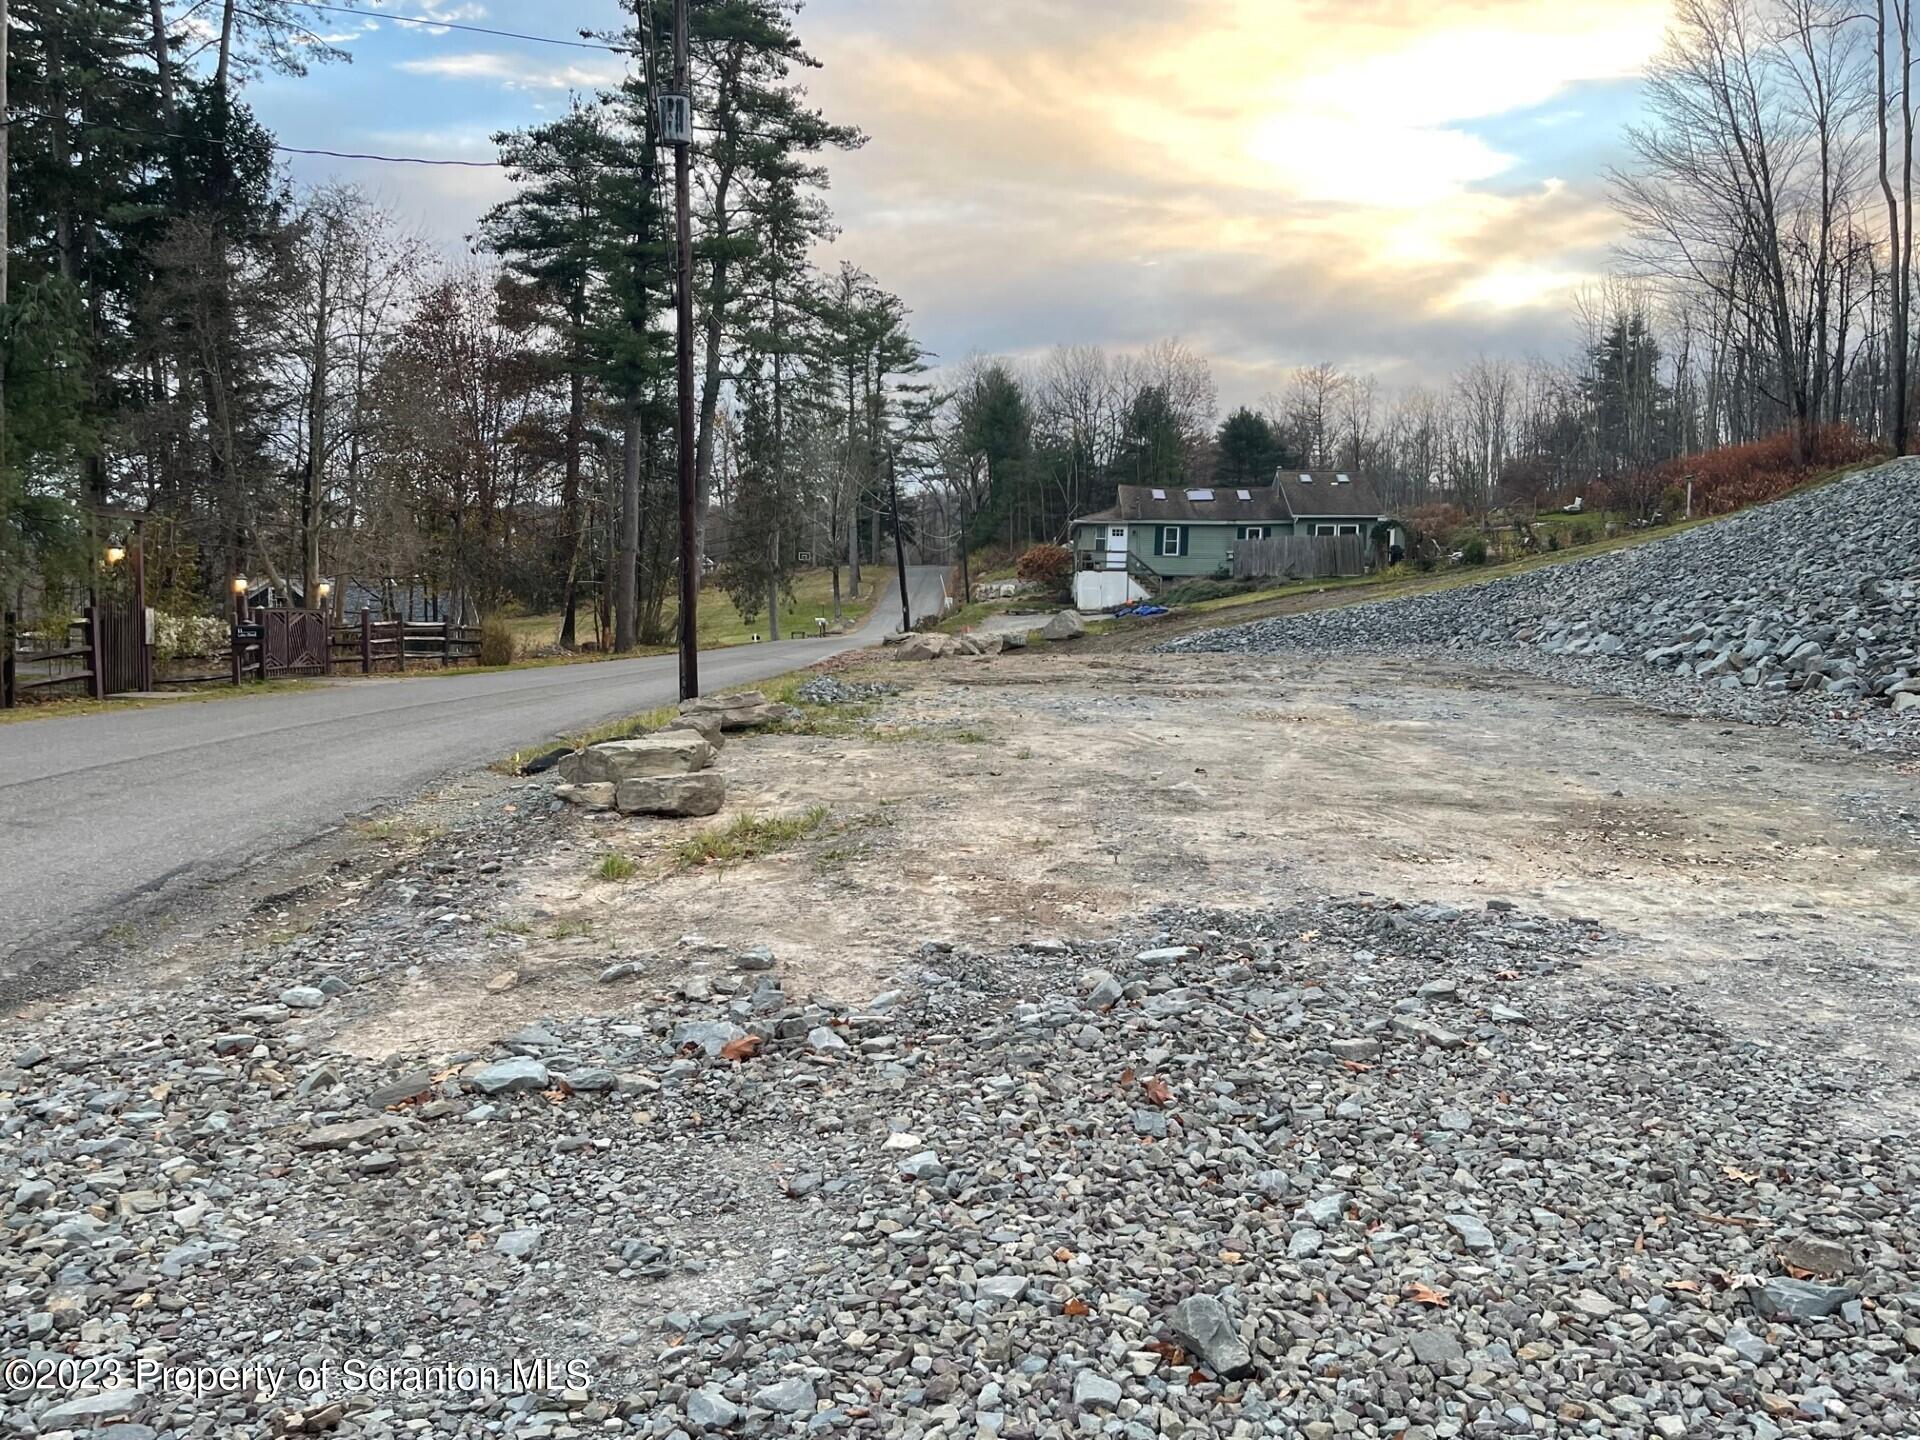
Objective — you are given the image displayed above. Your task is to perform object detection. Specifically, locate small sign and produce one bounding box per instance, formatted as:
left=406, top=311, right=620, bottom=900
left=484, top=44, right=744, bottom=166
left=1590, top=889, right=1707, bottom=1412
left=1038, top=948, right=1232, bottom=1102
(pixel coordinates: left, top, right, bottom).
left=658, top=92, right=693, bottom=145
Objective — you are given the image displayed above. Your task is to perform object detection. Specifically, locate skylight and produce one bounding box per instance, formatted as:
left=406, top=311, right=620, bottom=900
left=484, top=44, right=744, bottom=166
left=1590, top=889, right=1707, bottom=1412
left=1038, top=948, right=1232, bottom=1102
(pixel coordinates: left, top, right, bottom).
left=1298, top=473, right=1314, bottom=484
left=1335, top=473, right=1351, bottom=484
left=1150, top=488, right=1166, bottom=500
left=1236, top=489, right=1252, bottom=501
left=1186, top=489, right=1214, bottom=502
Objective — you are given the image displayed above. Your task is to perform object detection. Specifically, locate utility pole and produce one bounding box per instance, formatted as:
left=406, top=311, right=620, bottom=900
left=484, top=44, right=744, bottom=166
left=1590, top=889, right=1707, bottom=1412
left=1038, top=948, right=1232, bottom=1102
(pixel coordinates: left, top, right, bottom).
left=672, top=0, right=699, bottom=700
left=889, top=443, right=912, bottom=634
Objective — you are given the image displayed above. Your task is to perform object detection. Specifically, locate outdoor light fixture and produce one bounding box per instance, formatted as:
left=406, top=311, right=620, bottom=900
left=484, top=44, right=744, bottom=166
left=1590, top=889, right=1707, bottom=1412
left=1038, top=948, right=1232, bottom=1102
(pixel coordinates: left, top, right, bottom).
left=233, top=575, right=249, bottom=595
left=105, top=546, right=126, bottom=566
left=317, top=581, right=333, bottom=602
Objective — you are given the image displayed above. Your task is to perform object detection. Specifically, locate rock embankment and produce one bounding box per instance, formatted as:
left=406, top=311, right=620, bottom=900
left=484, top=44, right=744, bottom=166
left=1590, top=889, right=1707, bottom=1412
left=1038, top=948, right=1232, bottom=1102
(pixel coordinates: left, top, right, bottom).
left=1170, top=457, right=1920, bottom=746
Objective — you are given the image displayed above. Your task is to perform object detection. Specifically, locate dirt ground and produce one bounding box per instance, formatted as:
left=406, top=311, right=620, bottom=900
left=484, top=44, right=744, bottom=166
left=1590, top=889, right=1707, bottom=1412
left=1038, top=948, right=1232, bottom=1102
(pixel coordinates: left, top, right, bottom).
left=372, top=648, right=1920, bottom=1130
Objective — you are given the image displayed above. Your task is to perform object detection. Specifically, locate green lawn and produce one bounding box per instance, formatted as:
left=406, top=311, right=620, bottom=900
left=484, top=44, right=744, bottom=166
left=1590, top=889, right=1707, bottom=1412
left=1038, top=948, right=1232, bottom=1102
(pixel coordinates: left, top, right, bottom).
left=504, top=568, right=894, bottom=656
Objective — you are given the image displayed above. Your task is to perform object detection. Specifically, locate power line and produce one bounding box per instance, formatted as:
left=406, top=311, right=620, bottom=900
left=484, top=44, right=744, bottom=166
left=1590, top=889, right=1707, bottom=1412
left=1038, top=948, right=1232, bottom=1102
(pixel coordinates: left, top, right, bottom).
left=6, top=109, right=510, bottom=166
left=299, top=2, right=630, bottom=54
left=7, top=109, right=790, bottom=171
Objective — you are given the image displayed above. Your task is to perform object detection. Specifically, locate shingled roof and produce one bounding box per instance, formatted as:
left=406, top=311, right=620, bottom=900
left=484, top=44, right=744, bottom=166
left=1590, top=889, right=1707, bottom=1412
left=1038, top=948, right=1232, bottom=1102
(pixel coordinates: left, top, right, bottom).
left=1272, top=470, right=1389, bottom=518
left=1074, top=473, right=1390, bottom=526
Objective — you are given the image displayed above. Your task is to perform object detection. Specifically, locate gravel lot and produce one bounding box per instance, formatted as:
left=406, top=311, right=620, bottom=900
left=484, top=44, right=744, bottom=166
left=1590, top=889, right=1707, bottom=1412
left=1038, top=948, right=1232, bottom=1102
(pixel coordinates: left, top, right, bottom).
left=4, top=656, right=1916, bottom=1438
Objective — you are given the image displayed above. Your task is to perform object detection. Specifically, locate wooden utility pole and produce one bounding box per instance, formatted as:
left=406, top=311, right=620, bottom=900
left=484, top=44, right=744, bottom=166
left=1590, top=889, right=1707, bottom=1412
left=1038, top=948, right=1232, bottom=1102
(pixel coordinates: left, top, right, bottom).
left=889, top=444, right=911, bottom=634
left=673, top=0, right=699, bottom=699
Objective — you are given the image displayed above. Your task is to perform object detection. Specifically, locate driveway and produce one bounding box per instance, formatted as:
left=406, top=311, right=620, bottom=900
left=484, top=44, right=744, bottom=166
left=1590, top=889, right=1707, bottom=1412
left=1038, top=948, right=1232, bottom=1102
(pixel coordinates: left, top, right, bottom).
left=0, top=567, right=949, bottom=981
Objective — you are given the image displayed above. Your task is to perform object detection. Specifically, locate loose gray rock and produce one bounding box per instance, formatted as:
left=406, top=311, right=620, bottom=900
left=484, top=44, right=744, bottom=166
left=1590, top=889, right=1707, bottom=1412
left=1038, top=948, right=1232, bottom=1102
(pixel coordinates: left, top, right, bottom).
left=1169, top=1294, right=1254, bottom=1379
left=1071, top=1370, right=1122, bottom=1410
left=751, top=1376, right=815, bottom=1414
left=468, top=1056, right=550, bottom=1094
left=1755, top=1277, right=1857, bottom=1322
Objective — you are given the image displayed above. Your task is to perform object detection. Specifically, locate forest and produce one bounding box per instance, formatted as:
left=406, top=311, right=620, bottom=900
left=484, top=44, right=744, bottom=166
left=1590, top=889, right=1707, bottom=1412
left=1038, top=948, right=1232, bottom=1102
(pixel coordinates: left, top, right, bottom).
left=3, top=0, right=1916, bottom=649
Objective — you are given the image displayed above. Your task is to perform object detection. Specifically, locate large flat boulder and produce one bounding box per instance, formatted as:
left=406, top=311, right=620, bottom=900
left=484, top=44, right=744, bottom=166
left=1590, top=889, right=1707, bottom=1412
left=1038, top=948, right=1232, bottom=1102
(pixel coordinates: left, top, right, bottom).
left=558, top=730, right=715, bottom=784
left=894, top=633, right=957, bottom=662
left=662, top=712, right=726, bottom=747
left=555, top=782, right=617, bottom=811
left=678, top=691, right=797, bottom=731
left=616, top=772, right=727, bottom=817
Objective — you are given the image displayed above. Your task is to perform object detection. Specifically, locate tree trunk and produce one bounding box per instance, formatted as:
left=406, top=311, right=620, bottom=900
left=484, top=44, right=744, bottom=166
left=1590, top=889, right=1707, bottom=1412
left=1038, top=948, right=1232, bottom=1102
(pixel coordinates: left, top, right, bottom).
left=302, top=237, right=331, bottom=604
left=766, top=524, right=780, bottom=642
left=148, top=0, right=175, bottom=126
left=615, top=405, right=641, bottom=652
left=559, top=363, right=584, bottom=648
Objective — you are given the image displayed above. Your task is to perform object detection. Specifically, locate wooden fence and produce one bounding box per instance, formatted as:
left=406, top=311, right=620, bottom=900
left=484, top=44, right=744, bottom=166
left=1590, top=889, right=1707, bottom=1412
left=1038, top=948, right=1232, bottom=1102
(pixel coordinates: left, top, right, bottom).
left=5, top=608, right=484, bottom=707
left=329, top=614, right=482, bottom=674
left=1231, top=533, right=1372, bottom=582
left=2, top=604, right=149, bottom=707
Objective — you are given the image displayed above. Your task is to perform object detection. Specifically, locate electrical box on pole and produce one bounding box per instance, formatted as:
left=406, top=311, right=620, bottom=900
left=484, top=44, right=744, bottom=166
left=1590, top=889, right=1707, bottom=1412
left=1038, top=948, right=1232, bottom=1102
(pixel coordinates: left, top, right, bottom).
left=657, top=93, right=693, bottom=146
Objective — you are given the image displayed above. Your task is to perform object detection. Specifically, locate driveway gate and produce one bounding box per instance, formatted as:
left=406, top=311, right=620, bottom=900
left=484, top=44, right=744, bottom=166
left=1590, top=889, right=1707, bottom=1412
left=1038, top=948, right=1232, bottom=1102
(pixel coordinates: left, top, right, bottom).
left=257, top=609, right=332, bottom=677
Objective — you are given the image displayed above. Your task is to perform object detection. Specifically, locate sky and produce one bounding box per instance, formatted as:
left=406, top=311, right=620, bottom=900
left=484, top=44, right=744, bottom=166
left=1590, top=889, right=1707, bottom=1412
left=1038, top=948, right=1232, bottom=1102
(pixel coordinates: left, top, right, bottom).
left=252, top=0, right=1675, bottom=408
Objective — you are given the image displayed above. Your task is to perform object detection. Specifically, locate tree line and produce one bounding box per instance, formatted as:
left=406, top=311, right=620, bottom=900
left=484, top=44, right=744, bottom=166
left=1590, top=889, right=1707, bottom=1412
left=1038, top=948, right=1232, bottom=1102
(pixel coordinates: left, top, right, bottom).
left=0, top=0, right=930, bottom=650
left=7, top=0, right=1915, bottom=636
left=937, top=0, right=1920, bottom=550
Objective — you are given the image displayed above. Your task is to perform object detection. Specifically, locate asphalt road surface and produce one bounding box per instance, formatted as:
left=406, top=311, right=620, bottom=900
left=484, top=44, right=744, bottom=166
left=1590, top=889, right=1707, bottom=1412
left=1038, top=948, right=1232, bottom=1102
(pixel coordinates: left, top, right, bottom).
left=0, top=567, right=950, bottom=979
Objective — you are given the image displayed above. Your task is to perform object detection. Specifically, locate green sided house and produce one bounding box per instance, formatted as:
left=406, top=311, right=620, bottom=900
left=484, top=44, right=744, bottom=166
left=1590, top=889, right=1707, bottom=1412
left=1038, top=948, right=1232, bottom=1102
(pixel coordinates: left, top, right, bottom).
left=1069, top=472, right=1396, bottom=609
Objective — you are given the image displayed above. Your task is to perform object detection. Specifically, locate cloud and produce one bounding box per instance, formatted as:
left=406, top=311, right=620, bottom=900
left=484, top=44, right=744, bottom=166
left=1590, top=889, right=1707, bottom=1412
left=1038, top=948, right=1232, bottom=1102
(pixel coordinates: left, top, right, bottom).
left=802, top=0, right=1669, bottom=399
left=394, top=50, right=623, bottom=93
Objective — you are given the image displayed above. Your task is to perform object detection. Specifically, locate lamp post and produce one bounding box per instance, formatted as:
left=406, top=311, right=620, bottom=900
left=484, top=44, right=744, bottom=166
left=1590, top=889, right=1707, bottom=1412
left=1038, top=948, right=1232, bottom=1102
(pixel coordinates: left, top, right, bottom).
left=232, top=575, right=249, bottom=625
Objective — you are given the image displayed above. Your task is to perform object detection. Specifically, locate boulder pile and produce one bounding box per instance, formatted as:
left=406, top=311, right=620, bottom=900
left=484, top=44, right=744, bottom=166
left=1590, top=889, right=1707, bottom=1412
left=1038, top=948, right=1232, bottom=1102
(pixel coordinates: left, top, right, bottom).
left=1170, top=457, right=1920, bottom=731
left=554, top=690, right=798, bottom=817
left=893, top=610, right=1084, bottom=663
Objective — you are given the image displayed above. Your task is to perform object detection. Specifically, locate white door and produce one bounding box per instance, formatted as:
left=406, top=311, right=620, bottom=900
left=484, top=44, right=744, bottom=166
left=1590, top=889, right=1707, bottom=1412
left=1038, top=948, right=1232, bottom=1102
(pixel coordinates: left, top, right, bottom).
left=1105, top=526, right=1128, bottom=568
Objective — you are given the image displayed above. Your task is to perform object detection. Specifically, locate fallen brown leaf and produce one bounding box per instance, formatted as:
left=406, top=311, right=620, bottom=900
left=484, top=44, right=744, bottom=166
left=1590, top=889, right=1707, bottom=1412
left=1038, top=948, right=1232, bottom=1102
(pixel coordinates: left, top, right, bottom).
left=1062, top=1297, right=1091, bottom=1317
left=1141, top=1076, right=1174, bottom=1106
left=721, top=1034, right=764, bottom=1063
left=1405, top=1282, right=1450, bottom=1307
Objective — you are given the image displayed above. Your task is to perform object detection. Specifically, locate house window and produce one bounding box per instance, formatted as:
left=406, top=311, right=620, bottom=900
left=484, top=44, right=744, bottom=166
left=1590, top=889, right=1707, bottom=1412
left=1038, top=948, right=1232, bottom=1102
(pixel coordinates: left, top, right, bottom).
left=1156, top=526, right=1185, bottom=557
left=1237, top=525, right=1268, bottom=540
left=1313, top=523, right=1336, bottom=536
left=1338, top=524, right=1361, bottom=535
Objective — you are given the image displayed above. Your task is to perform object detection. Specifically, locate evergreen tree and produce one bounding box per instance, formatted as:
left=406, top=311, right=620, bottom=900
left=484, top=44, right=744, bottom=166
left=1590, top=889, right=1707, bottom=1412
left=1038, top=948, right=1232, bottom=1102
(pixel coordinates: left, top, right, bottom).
left=483, top=101, right=624, bottom=648
left=1115, top=385, right=1188, bottom=489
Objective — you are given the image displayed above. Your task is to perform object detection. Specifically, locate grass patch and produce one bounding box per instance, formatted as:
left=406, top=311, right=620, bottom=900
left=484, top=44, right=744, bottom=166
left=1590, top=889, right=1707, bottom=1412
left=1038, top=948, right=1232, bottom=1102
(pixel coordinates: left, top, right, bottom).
left=350, top=815, right=445, bottom=845
left=506, top=568, right=894, bottom=654
left=0, top=678, right=314, bottom=726
left=591, top=852, right=638, bottom=882
left=674, top=805, right=831, bottom=868
left=562, top=703, right=678, bottom=753
left=935, top=596, right=1054, bottom=635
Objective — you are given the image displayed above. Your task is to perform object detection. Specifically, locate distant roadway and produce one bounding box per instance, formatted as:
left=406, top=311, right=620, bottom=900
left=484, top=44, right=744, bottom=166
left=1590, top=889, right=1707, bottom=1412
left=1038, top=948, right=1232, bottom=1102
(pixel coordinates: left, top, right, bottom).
left=0, top=566, right=950, bottom=981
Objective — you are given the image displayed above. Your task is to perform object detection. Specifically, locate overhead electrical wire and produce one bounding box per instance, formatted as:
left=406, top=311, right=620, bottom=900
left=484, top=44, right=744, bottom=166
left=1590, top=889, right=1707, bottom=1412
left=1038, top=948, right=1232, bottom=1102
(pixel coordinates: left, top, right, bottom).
left=0, top=6, right=731, bottom=169
left=297, top=2, right=631, bottom=54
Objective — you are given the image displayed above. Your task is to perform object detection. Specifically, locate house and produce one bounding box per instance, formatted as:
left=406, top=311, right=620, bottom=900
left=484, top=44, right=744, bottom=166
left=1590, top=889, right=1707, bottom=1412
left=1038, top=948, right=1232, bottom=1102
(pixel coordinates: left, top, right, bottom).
left=1068, top=472, right=1397, bottom=608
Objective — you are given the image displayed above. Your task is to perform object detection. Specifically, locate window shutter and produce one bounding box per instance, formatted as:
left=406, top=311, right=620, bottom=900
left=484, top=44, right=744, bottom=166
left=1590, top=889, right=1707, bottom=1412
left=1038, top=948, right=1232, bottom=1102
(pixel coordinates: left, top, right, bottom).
left=1180, top=527, right=1191, bottom=556
left=1153, top=528, right=1164, bottom=557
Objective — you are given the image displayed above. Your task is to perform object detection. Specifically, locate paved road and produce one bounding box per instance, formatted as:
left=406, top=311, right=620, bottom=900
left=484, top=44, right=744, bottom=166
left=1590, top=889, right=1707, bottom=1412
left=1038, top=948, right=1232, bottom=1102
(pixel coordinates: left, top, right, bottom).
left=0, top=567, right=949, bottom=976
